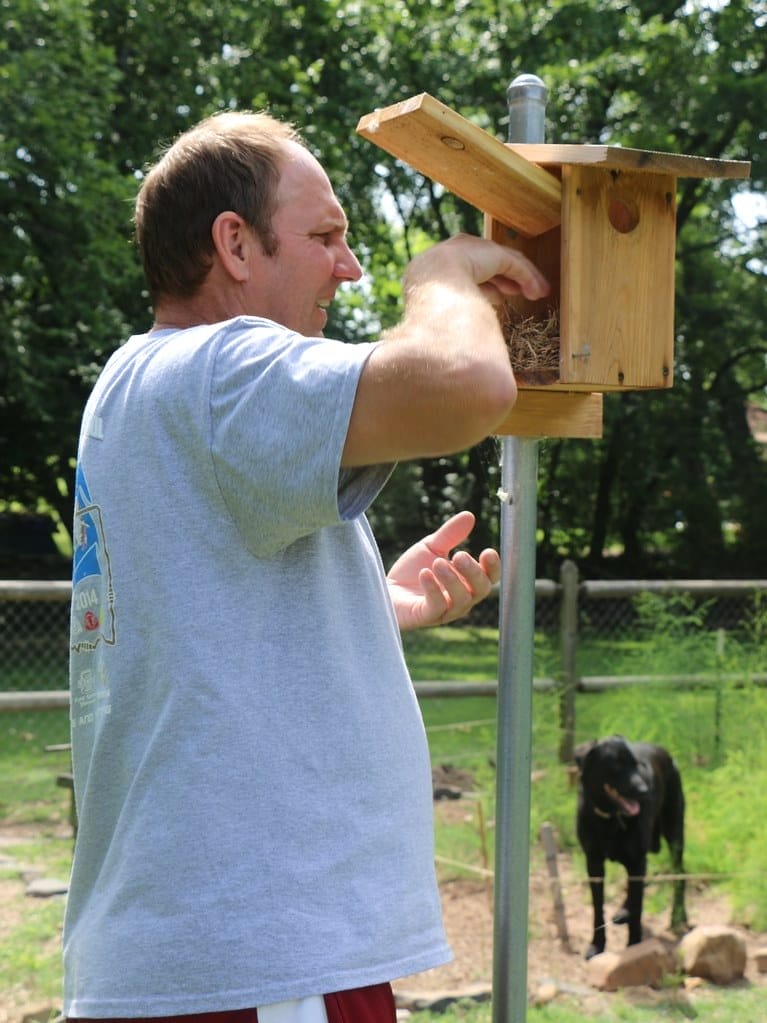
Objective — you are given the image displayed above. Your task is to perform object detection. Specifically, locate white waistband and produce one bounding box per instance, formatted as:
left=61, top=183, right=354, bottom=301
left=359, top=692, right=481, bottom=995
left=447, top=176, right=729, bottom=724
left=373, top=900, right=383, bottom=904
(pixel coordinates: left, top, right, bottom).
left=257, top=996, right=328, bottom=1023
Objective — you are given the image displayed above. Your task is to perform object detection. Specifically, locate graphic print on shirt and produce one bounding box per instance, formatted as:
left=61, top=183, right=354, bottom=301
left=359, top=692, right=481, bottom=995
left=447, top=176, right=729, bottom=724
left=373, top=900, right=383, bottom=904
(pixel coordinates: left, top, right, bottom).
left=70, top=465, right=115, bottom=727
left=71, top=463, right=117, bottom=653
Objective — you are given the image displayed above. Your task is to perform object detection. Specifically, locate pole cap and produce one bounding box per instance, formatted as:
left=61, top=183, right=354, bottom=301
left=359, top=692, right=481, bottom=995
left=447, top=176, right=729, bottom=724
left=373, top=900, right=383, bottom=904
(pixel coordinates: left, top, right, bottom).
left=507, top=73, right=548, bottom=104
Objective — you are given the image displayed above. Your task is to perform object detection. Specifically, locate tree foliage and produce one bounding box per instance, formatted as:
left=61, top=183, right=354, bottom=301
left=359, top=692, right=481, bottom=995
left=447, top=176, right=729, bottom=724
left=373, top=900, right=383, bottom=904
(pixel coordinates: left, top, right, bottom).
left=1, top=0, right=764, bottom=576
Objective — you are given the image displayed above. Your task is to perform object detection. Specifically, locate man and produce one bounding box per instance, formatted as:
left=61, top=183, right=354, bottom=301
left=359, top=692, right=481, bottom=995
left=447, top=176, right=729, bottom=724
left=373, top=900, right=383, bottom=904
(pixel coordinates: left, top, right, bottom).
left=65, top=111, right=549, bottom=1023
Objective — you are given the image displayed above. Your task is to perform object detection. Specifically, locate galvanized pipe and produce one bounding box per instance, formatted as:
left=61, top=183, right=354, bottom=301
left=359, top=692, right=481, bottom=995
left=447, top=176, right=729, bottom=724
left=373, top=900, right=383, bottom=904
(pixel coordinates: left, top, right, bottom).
left=506, top=73, right=548, bottom=147
left=492, top=72, right=548, bottom=1023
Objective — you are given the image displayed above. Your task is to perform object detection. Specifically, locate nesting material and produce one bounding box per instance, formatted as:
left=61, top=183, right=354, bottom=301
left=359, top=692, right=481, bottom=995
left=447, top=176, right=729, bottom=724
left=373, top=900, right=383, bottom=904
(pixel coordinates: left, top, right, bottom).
left=500, top=305, right=561, bottom=386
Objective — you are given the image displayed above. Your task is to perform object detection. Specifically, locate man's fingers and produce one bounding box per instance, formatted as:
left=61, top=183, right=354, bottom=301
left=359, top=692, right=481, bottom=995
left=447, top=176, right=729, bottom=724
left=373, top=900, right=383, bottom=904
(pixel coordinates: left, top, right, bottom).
left=407, top=235, right=550, bottom=307
left=433, top=553, right=491, bottom=612
left=478, top=548, right=501, bottom=586
left=417, top=567, right=453, bottom=624
left=415, top=547, right=498, bottom=627
left=462, top=236, right=550, bottom=301
left=492, top=253, right=550, bottom=302
left=424, top=511, right=475, bottom=558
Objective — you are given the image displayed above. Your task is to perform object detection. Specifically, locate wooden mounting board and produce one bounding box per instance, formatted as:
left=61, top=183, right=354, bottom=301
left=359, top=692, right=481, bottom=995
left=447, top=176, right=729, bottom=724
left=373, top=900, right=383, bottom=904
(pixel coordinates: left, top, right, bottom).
left=356, top=93, right=562, bottom=238
left=494, top=390, right=603, bottom=438
left=506, top=143, right=751, bottom=180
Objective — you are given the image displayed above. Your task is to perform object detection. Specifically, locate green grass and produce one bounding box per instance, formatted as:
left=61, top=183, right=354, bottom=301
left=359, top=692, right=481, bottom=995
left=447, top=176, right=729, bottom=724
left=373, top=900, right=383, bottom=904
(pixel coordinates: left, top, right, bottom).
left=406, top=986, right=767, bottom=1021
left=0, top=710, right=71, bottom=753
left=404, top=626, right=502, bottom=680
left=0, top=875, right=68, bottom=1008
left=0, top=715, right=73, bottom=1012
left=402, top=593, right=767, bottom=688
left=0, top=737, right=72, bottom=1013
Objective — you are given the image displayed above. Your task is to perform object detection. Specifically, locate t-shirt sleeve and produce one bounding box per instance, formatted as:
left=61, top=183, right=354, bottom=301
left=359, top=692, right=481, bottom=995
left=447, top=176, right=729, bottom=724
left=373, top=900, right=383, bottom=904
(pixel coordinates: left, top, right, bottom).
left=208, top=321, right=389, bottom=556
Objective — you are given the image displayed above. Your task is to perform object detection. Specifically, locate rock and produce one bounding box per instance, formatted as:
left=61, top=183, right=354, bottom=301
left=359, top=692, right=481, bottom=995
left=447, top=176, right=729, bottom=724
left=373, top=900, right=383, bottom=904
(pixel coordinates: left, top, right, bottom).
left=683, top=975, right=705, bottom=991
left=586, top=938, right=673, bottom=990
left=678, top=925, right=747, bottom=985
left=21, top=1009, right=62, bottom=1023
left=532, top=979, right=559, bottom=1004
left=25, top=877, right=69, bottom=898
left=754, top=946, right=767, bottom=974
left=395, top=982, right=491, bottom=1013
left=433, top=785, right=463, bottom=801
left=432, top=764, right=475, bottom=800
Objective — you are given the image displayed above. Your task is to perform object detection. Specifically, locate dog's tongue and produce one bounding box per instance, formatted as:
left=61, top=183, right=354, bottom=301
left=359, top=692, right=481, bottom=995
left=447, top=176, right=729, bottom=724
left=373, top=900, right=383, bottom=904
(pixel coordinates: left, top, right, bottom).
left=617, top=795, right=641, bottom=816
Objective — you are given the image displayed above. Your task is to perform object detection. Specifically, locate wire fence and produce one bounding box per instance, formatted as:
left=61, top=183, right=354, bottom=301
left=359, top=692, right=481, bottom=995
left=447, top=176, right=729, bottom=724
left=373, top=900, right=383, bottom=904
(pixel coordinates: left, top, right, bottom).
left=1, top=571, right=766, bottom=751
left=4, top=574, right=766, bottom=953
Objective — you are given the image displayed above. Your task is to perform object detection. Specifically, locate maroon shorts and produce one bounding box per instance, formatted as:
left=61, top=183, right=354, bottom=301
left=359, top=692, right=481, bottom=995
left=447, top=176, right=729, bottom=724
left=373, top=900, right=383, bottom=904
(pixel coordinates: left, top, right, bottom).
left=67, top=981, right=396, bottom=1023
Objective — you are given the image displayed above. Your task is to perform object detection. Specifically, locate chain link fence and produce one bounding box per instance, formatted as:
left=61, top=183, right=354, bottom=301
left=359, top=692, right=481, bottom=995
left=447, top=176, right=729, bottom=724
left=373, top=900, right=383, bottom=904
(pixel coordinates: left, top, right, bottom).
left=0, top=582, right=72, bottom=750
left=1, top=573, right=766, bottom=752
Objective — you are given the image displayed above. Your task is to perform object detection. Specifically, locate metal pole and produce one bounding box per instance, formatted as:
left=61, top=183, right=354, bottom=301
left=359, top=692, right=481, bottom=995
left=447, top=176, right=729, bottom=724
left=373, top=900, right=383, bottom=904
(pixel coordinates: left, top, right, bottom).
left=492, top=72, right=548, bottom=1023
left=558, top=559, right=579, bottom=764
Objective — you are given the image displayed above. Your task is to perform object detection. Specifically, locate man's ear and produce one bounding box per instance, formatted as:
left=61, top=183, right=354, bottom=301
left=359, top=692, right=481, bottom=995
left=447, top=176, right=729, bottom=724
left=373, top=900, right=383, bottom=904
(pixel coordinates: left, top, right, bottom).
left=211, top=211, right=252, bottom=283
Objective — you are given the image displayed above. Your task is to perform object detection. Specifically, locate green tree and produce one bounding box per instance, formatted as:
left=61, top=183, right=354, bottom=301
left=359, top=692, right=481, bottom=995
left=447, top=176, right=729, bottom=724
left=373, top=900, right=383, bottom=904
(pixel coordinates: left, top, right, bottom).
left=0, top=0, right=138, bottom=535
left=1, top=0, right=764, bottom=577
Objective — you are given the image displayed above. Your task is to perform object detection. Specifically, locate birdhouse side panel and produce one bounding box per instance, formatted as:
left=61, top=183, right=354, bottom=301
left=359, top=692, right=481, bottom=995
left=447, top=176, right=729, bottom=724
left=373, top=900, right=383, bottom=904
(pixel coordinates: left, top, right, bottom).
left=485, top=215, right=562, bottom=319
left=485, top=214, right=563, bottom=387
left=560, top=165, right=676, bottom=390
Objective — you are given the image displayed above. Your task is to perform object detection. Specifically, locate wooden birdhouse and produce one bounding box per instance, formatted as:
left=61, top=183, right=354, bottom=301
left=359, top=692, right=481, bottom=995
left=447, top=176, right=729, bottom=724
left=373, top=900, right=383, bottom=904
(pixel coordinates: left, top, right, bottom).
left=357, top=94, right=750, bottom=438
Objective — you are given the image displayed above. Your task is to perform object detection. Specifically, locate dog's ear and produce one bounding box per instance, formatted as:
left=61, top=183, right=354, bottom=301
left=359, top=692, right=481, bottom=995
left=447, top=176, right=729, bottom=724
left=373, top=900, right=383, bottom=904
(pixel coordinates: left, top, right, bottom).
left=573, top=740, right=596, bottom=771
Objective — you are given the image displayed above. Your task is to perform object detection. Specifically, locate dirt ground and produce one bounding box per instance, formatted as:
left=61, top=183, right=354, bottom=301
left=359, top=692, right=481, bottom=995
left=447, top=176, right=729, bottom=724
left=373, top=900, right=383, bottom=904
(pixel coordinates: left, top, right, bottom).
left=0, top=815, right=81, bottom=1023
left=2, top=808, right=766, bottom=1022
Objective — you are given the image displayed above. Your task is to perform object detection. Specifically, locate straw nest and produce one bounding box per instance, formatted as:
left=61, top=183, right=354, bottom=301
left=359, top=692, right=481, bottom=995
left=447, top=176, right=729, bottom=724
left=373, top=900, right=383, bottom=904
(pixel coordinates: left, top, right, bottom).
left=500, top=305, right=561, bottom=386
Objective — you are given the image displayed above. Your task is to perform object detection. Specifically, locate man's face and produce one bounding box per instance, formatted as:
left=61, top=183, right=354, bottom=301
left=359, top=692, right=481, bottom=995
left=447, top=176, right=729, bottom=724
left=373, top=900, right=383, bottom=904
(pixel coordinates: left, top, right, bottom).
left=249, top=143, right=362, bottom=336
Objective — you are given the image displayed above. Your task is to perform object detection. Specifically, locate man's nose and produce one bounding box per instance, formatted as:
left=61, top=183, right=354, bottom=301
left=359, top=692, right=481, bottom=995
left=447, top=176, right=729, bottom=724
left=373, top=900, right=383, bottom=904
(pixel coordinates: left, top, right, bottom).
left=335, top=240, right=363, bottom=283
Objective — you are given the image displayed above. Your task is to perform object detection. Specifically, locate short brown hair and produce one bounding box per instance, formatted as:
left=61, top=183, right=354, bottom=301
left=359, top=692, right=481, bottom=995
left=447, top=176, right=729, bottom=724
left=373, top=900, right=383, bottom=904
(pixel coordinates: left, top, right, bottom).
left=134, top=111, right=304, bottom=306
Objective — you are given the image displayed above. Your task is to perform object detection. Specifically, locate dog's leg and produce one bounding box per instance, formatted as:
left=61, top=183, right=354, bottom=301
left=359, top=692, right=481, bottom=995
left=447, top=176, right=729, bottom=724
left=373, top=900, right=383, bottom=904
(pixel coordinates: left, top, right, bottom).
left=612, top=899, right=629, bottom=925
left=664, top=770, right=689, bottom=934
left=612, top=862, right=633, bottom=926
left=621, top=855, right=646, bottom=946
left=669, top=836, right=688, bottom=933
left=585, top=854, right=607, bottom=959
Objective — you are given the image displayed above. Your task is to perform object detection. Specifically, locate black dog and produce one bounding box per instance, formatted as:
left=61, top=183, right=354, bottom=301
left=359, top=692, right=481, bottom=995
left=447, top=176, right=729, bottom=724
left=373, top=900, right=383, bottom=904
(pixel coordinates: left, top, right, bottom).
left=574, top=735, right=688, bottom=959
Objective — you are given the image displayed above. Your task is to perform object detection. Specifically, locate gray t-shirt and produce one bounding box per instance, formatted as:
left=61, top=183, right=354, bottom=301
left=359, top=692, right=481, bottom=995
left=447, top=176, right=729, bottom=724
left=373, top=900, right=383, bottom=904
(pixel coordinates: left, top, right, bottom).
left=64, top=317, right=450, bottom=1016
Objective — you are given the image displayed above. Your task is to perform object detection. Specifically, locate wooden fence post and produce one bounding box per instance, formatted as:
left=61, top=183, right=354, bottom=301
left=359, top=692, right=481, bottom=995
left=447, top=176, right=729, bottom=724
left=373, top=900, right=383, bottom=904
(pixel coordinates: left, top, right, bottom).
left=558, top=559, right=579, bottom=763
left=540, top=822, right=571, bottom=951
